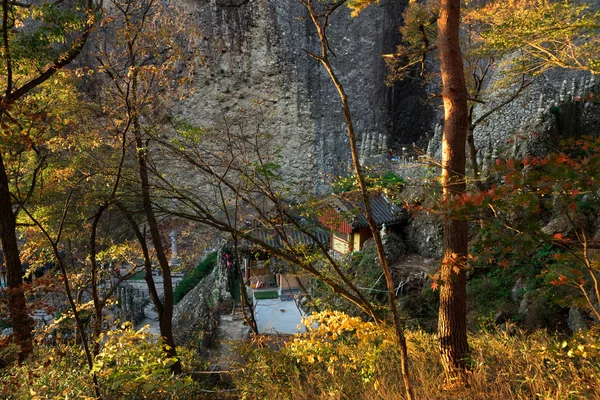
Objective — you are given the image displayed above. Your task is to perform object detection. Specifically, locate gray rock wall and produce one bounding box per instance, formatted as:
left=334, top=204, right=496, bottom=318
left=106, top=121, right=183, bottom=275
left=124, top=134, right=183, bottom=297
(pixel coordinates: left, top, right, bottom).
left=179, top=0, right=434, bottom=193
left=472, top=70, right=600, bottom=162
left=427, top=68, right=600, bottom=164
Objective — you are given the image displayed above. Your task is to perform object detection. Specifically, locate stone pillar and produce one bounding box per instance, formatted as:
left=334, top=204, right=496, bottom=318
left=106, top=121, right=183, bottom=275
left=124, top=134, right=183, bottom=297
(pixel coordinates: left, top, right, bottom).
left=537, top=94, right=545, bottom=120
left=476, top=149, right=484, bottom=172
left=128, top=286, right=134, bottom=311
left=578, top=76, right=586, bottom=99
left=369, top=132, right=378, bottom=155
left=120, top=287, right=126, bottom=311
left=169, top=230, right=181, bottom=267
left=559, top=79, right=567, bottom=102
left=359, top=132, right=367, bottom=164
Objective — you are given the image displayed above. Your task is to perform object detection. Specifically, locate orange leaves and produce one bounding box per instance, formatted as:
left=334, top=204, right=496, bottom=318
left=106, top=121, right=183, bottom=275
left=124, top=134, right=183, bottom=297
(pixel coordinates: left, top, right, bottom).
left=549, top=274, right=568, bottom=286
left=49, top=167, right=75, bottom=183
left=553, top=233, right=563, bottom=241
left=430, top=272, right=441, bottom=291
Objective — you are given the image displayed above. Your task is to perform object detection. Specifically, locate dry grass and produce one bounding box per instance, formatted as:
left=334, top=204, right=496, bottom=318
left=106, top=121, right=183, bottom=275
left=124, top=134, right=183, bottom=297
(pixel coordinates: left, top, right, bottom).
left=232, top=318, right=600, bottom=400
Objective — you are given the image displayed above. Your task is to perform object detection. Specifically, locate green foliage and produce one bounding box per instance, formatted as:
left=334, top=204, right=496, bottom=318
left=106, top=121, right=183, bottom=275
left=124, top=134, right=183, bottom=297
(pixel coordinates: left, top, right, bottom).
left=92, top=324, right=200, bottom=399
left=467, top=0, right=600, bottom=75
left=397, top=286, right=439, bottom=332
left=128, top=271, right=146, bottom=281
left=0, top=343, right=94, bottom=399
left=0, top=324, right=206, bottom=399
left=452, top=137, right=600, bottom=319
left=308, top=244, right=388, bottom=317
left=173, top=251, right=218, bottom=304
left=467, top=243, right=556, bottom=324
left=385, top=0, right=439, bottom=82
left=540, top=327, right=600, bottom=382
left=0, top=1, right=93, bottom=82
left=332, top=171, right=405, bottom=196
left=253, top=161, right=281, bottom=180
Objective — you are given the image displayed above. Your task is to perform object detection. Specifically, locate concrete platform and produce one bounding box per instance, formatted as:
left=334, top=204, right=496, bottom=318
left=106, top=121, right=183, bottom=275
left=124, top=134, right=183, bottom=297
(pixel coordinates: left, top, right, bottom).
left=254, top=298, right=307, bottom=335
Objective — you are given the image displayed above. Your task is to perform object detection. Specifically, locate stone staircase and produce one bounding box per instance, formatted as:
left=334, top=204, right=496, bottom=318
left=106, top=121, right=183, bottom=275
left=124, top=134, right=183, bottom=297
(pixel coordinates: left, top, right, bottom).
left=230, top=301, right=252, bottom=321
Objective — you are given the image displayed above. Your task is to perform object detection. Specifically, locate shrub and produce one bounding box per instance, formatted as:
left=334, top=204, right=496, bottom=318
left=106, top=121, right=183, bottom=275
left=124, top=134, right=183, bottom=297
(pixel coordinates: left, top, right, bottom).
left=0, top=324, right=207, bottom=399
left=0, top=324, right=207, bottom=400
left=92, top=324, right=204, bottom=399
left=332, top=171, right=405, bottom=194
left=173, top=251, right=218, bottom=304
left=233, top=311, right=401, bottom=399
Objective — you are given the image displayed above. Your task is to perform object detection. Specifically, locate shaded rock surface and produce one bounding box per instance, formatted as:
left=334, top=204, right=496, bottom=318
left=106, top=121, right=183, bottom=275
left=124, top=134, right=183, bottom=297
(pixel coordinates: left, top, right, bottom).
left=568, top=307, right=589, bottom=333
left=178, top=0, right=434, bottom=194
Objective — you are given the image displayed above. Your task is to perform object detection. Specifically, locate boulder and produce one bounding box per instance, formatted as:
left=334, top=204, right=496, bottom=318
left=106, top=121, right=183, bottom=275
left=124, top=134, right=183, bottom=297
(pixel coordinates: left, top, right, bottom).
left=568, top=307, right=588, bottom=333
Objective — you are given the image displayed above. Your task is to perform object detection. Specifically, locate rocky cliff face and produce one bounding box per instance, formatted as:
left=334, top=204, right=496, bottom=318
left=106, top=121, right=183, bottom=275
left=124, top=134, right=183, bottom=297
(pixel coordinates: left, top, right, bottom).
left=427, top=68, right=600, bottom=165
left=178, top=0, right=434, bottom=193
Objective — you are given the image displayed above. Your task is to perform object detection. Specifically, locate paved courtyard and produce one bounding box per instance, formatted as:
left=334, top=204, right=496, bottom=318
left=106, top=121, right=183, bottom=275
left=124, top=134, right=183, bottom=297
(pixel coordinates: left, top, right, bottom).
left=254, top=298, right=307, bottom=335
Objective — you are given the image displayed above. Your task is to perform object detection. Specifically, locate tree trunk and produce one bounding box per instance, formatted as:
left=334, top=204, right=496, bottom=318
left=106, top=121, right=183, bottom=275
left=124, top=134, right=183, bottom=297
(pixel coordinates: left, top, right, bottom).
left=117, top=203, right=166, bottom=335
left=437, top=0, right=470, bottom=385
left=131, top=71, right=181, bottom=374
left=0, top=152, right=32, bottom=360
left=0, top=0, right=95, bottom=364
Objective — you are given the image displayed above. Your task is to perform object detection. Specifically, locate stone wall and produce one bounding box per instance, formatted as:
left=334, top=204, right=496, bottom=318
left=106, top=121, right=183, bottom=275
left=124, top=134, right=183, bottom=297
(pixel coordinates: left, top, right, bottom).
left=118, top=285, right=148, bottom=326
left=171, top=249, right=232, bottom=347
left=180, top=1, right=599, bottom=195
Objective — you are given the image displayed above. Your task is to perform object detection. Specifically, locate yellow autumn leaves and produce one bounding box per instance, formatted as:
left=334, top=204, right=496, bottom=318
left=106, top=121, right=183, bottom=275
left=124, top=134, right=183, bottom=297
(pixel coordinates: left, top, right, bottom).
left=287, top=311, right=396, bottom=383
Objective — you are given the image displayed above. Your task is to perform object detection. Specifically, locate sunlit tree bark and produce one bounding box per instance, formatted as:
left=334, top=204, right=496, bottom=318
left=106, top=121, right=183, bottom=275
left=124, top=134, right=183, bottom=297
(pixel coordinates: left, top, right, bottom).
left=437, top=0, right=470, bottom=384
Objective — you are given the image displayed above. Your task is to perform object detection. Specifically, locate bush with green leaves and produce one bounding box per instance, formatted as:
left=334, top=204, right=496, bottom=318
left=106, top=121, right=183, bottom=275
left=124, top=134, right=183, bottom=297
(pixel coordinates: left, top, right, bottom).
left=0, top=324, right=207, bottom=399
left=332, top=171, right=405, bottom=196
left=173, top=251, right=218, bottom=304
left=440, top=137, right=600, bottom=324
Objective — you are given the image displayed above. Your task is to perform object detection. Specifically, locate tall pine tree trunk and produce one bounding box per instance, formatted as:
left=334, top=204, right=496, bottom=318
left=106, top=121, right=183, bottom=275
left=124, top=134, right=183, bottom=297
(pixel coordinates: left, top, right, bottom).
left=0, top=152, right=32, bottom=360
left=437, top=0, right=470, bottom=384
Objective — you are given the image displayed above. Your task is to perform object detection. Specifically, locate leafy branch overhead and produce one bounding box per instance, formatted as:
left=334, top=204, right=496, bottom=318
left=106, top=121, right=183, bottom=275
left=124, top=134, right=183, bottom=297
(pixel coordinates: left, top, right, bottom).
left=466, top=0, right=600, bottom=75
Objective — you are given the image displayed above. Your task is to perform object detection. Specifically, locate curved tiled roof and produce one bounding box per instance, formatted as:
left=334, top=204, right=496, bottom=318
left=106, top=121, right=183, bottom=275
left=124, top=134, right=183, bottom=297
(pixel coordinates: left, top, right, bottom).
left=326, top=193, right=405, bottom=228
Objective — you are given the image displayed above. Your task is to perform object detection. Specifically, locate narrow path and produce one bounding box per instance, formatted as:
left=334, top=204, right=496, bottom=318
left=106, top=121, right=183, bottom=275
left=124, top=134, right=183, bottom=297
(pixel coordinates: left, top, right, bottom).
left=208, top=311, right=249, bottom=369
left=134, top=303, right=160, bottom=335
